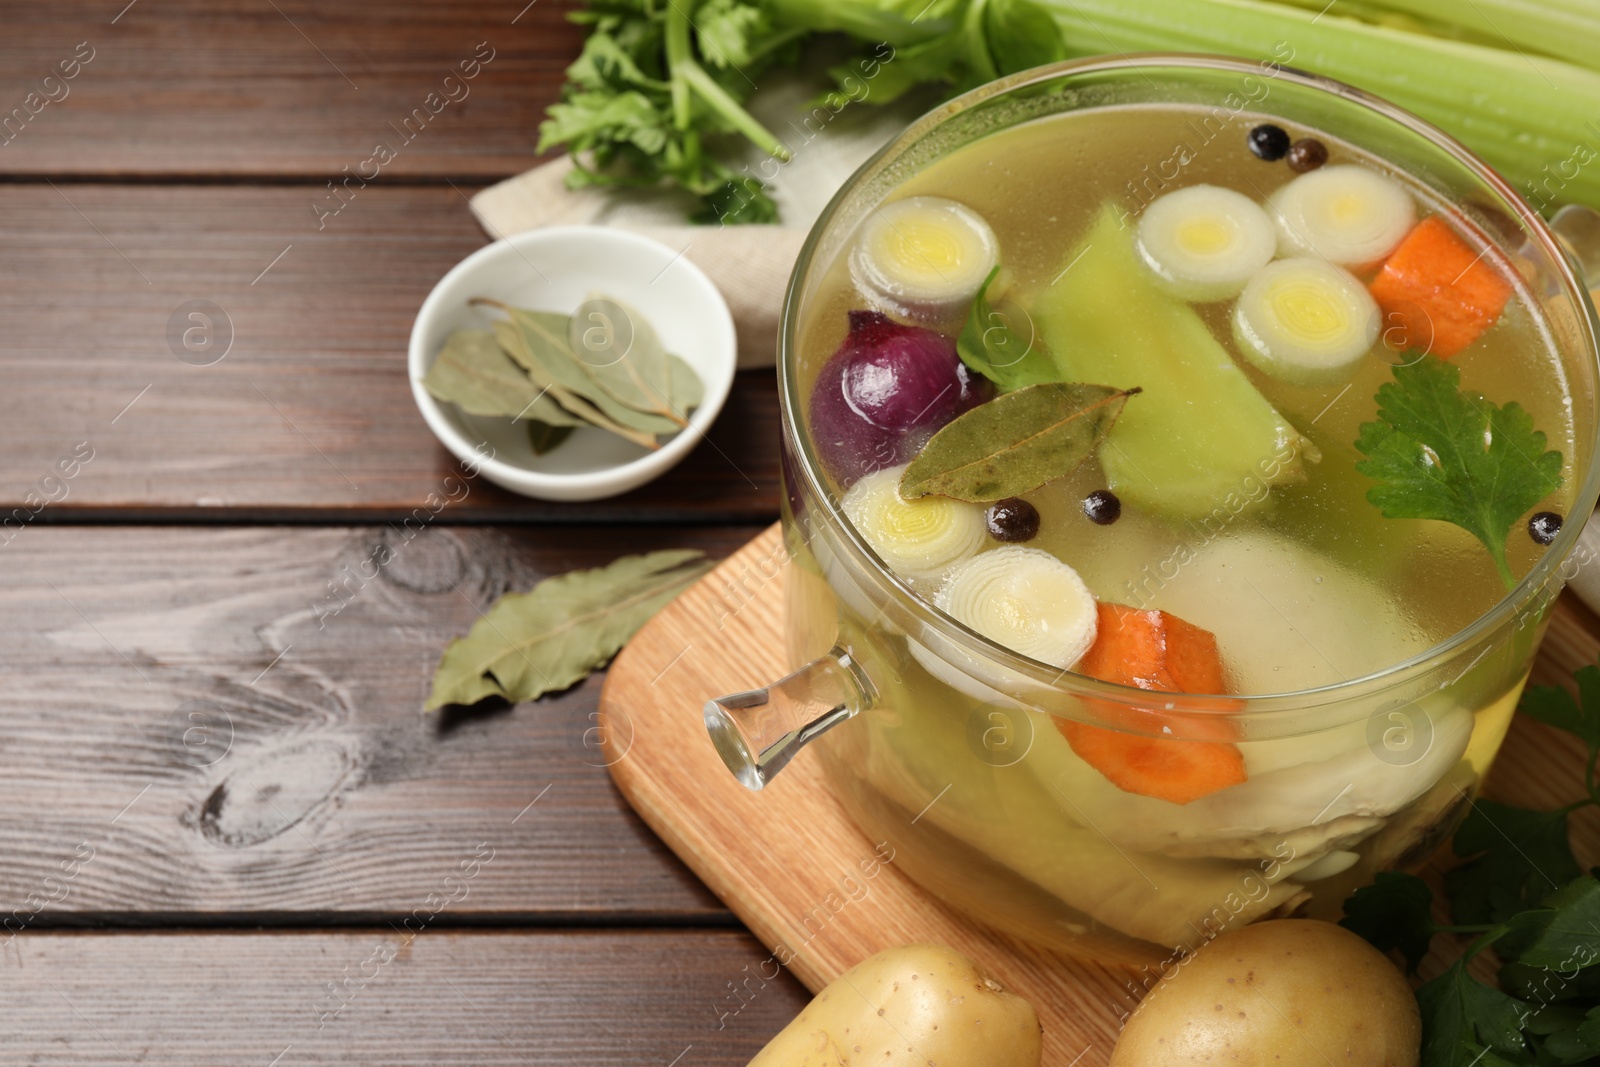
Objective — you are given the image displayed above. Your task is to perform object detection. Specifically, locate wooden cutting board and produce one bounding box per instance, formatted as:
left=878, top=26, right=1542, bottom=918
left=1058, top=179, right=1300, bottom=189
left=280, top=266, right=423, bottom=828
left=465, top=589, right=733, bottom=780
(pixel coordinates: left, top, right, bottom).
left=599, top=523, right=1600, bottom=1065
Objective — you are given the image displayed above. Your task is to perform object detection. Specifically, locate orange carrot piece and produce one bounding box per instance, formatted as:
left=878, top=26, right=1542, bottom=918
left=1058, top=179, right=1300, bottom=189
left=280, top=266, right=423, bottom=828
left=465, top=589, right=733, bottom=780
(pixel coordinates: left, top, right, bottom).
left=1369, top=215, right=1512, bottom=358
left=1078, top=602, right=1224, bottom=694
left=1058, top=723, right=1247, bottom=806
left=1057, top=602, right=1246, bottom=805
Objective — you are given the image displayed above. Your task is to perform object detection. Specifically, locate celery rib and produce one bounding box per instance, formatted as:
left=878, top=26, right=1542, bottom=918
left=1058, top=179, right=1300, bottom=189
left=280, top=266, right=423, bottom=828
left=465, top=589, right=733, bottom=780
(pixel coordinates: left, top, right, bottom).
left=1338, top=0, right=1600, bottom=73
left=1043, top=0, right=1600, bottom=212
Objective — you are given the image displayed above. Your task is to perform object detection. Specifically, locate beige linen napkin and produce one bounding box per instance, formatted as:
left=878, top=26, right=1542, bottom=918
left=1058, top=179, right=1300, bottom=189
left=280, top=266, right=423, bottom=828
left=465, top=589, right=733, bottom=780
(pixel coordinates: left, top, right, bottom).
left=468, top=76, right=931, bottom=368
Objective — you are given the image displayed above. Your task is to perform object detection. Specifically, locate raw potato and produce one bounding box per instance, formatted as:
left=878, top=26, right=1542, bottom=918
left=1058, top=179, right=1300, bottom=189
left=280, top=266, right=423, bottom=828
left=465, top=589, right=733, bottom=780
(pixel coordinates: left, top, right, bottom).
left=1111, top=920, right=1419, bottom=1067
left=747, top=944, right=1042, bottom=1067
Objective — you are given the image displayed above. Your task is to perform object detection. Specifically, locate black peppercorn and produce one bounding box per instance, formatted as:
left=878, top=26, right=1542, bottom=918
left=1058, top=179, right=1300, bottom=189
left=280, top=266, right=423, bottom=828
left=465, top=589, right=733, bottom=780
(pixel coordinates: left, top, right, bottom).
left=1247, top=124, right=1291, bottom=162
left=1529, top=511, right=1563, bottom=546
left=1083, top=490, right=1122, bottom=526
left=985, top=497, right=1040, bottom=543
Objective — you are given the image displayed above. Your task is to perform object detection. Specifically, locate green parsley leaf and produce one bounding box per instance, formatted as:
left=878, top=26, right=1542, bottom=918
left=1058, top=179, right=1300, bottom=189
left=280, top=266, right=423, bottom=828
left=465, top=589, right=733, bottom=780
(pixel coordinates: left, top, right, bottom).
left=1417, top=958, right=1532, bottom=1067
left=692, top=176, right=779, bottom=225
left=1520, top=1001, right=1590, bottom=1037
left=1355, top=357, right=1563, bottom=589
left=539, top=89, right=668, bottom=157
left=956, top=267, right=1059, bottom=391
left=1497, top=876, right=1600, bottom=971
left=564, top=28, right=669, bottom=94
left=1541, top=1020, right=1600, bottom=1065
left=1447, top=799, right=1581, bottom=925
left=1341, top=870, right=1439, bottom=973
left=1503, top=965, right=1586, bottom=1017
left=1521, top=666, right=1600, bottom=754
left=695, top=0, right=775, bottom=69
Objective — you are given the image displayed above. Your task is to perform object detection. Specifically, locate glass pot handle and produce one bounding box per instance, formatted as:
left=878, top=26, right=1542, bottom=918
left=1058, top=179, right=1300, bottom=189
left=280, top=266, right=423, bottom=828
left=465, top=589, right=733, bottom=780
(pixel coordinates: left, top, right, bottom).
left=704, top=647, right=874, bottom=791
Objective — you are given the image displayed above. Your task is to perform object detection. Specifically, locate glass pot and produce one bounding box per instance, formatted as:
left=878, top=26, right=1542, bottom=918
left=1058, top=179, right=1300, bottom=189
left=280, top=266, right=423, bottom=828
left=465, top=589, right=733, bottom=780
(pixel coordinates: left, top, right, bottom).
left=705, top=55, right=1600, bottom=965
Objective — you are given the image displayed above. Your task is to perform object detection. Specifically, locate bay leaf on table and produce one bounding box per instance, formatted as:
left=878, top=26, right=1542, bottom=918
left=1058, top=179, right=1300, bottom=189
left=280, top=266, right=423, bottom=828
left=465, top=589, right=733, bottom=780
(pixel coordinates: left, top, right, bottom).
left=900, top=382, right=1139, bottom=502
left=421, top=329, right=581, bottom=425
left=490, top=318, right=660, bottom=451
left=567, top=294, right=686, bottom=427
left=514, top=309, right=683, bottom=436
left=424, top=549, right=715, bottom=709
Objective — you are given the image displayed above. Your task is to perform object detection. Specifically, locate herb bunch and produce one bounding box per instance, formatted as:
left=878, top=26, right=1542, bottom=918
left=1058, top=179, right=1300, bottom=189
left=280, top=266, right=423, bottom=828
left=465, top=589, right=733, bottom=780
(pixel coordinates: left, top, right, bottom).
left=1342, top=663, right=1600, bottom=1066
left=537, top=0, right=1066, bottom=223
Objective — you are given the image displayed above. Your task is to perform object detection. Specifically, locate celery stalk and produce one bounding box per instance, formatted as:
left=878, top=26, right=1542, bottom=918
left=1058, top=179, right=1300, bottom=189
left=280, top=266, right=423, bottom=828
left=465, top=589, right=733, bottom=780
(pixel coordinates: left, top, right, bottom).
left=1309, top=0, right=1600, bottom=73
left=1042, top=0, right=1600, bottom=212
left=1034, top=204, right=1310, bottom=517
left=1257, top=0, right=1511, bottom=49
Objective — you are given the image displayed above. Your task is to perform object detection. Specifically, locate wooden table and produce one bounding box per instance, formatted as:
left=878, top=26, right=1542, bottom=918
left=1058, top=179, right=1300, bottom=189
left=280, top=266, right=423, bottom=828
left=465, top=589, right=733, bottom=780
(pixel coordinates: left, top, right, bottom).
left=11, top=5, right=1600, bottom=1065
left=0, top=3, right=810, bottom=1062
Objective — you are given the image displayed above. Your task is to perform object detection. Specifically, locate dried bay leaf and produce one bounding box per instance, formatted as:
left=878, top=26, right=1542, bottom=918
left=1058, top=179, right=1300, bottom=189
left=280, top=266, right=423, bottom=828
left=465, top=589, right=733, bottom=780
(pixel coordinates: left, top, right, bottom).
left=568, top=294, right=686, bottom=427
left=425, top=549, right=714, bottom=709
left=900, top=382, right=1139, bottom=502
left=490, top=318, right=660, bottom=451
left=666, top=353, right=704, bottom=414
left=527, top=420, right=574, bottom=455
left=422, top=329, right=581, bottom=425
left=512, top=308, right=683, bottom=436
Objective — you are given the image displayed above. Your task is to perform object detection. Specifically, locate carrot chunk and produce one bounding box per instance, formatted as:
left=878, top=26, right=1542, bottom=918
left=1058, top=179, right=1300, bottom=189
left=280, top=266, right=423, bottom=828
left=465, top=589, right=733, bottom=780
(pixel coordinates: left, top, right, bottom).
left=1057, top=602, right=1246, bottom=805
left=1077, top=602, right=1224, bottom=694
left=1368, top=215, right=1512, bottom=358
left=1058, top=724, right=1247, bottom=806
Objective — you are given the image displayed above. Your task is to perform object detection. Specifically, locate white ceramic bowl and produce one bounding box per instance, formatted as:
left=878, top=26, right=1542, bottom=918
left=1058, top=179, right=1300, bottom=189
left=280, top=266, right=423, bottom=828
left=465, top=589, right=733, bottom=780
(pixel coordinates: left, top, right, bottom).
left=408, top=226, right=737, bottom=502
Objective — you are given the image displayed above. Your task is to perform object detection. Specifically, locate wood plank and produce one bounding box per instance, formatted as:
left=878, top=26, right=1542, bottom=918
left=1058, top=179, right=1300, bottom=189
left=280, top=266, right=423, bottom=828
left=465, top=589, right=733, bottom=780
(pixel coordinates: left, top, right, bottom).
left=0, top=524, right=757, bottom=921
left=0, top=930, right=809, bottom=1064
left=0, top=0, right=581, bottom=179
left=0, top=184, right=781, bottom=520
left=599, top=524, right=1600, bottom=1067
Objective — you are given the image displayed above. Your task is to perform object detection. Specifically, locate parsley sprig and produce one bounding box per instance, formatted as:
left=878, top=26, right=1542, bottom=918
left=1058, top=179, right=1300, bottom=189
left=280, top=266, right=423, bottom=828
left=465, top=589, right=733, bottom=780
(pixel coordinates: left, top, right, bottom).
left=1356, top=357, right=1563, bottom=590
left=1341, top=664, right=1600, bottom=1067
left=537, top=0, right=1067, bottom=223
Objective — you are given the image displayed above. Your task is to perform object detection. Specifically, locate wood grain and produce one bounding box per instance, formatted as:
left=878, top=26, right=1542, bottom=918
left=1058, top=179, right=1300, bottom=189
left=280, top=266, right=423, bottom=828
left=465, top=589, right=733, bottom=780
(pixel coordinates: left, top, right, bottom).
left=0, top=184, right=781, bottom=520
left=0, top=929, right=808, bottom=1064
left=599, top=524, right=1600, bottom=1067
left=0, top=0, right=581, bottom=180
left=0, top=524, right=768, bottom=922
